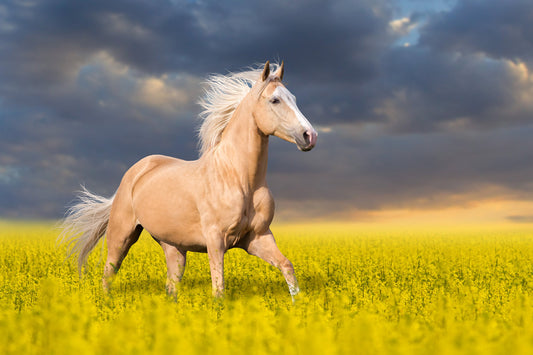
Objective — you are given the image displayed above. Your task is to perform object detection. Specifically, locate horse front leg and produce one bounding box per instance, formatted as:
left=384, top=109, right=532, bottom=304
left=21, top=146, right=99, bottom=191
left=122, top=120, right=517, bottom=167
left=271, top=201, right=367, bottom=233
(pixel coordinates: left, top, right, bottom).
left=205, top=232, right=225, bottom=298
left=244, top=230, right=300, bottom=298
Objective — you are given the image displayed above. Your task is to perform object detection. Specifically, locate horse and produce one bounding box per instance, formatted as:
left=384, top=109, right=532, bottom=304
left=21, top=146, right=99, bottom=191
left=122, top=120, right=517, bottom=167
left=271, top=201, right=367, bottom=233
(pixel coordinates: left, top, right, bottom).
left=60, top=61, right=317, bottom=298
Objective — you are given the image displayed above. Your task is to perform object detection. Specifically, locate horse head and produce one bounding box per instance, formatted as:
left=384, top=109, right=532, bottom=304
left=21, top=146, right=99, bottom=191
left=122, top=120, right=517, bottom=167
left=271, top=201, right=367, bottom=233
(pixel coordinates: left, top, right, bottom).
left=252, top=61, right=317, bottom=151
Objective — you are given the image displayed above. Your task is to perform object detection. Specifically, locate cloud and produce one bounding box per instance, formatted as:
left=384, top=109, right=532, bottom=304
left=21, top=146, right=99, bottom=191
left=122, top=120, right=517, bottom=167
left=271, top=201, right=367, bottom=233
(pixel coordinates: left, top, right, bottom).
left=0, top=165, right=21, bottom=184
left=376, top=47, right=533, bottom=132
left=367, top=0, right=533, bottom=135
left=389, top=17, right=417, bottom=37
left=133, top=75, right=197, bottom=116
left=419, top=0, right=533, bottom=63
left=76, top=51, right=202, bottom=119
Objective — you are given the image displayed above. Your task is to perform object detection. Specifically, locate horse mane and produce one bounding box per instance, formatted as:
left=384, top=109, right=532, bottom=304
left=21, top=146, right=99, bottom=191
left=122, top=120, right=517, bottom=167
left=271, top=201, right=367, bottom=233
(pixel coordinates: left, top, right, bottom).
left=197, top=62, right=280, bottom=156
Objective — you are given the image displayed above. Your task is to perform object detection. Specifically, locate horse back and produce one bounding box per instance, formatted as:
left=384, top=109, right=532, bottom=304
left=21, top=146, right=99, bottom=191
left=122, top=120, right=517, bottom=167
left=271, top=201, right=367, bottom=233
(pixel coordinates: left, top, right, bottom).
left=127, top=155, right=183, bottom=190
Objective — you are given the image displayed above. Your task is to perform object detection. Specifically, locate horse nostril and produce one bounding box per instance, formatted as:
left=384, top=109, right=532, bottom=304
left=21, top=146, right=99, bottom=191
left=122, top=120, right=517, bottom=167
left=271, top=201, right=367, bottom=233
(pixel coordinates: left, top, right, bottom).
left=303, top=131, right=311, bottom=145
left=299, top=130, right=317, bottom=151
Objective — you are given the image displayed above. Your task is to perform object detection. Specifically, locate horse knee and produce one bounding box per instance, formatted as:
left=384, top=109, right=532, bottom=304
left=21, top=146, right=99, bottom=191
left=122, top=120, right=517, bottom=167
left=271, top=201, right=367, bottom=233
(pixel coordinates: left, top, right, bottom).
left=279, top=258, right=294, bottom=273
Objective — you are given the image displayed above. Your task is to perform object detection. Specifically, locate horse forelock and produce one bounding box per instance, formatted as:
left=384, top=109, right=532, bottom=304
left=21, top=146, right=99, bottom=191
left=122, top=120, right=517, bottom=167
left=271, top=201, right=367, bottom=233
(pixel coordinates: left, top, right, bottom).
left=197, top=62, right=280, bottom=156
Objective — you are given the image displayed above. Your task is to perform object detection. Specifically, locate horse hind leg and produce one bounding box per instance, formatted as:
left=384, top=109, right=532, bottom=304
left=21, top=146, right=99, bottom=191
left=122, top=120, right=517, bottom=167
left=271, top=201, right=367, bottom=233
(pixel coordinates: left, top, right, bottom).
left=155, top=240, right=187, bottom=298
left=102, top=218, right=143, bottom=292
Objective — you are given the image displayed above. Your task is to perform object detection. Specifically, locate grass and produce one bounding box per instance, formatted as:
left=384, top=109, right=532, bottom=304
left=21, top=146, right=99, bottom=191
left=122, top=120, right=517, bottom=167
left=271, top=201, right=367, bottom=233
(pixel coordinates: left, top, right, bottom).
left=1, top=220, right=533, bottom=354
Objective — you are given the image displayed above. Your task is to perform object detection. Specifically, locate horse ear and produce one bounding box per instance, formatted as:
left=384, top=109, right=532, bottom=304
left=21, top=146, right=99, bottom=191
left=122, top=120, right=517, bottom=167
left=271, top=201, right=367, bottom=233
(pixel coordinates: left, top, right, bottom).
left=261, top=61, right=270, bottom=82
left=274, top=61, right=284, bottom=80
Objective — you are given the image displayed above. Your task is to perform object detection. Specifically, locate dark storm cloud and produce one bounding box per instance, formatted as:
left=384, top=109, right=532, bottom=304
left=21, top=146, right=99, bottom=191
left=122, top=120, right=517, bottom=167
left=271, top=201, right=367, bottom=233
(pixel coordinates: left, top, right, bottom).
left=419, top=0, right=533, bottom=62
left=379, top=46, right=531, bottom=131
left=372, top=0, right=533, bottom=133
left=1, top=0, right=533, bottom=220
left=0, top=0, right=393, bottom=123
left=0, top=0, right=392, bottom=75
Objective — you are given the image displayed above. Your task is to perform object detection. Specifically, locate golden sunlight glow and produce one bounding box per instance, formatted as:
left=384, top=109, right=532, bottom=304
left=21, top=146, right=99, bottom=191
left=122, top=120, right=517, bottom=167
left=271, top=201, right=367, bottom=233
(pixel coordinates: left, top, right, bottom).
left=343, top=200, right=533, bottom=226
left=134, top=76, right=191, bottom=114
left=389, top=17, right=417, bottom=36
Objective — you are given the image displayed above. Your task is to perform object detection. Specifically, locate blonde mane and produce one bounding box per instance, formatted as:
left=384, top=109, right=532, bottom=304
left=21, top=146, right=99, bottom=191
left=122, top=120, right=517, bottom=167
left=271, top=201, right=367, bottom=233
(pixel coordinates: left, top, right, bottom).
left=197, top=63, right=279, bottom=155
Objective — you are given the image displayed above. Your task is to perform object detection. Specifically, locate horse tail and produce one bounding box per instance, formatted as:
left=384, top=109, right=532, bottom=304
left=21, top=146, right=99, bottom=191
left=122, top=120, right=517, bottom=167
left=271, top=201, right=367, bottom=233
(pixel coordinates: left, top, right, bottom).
left=59, top=186, right=115, bottom=273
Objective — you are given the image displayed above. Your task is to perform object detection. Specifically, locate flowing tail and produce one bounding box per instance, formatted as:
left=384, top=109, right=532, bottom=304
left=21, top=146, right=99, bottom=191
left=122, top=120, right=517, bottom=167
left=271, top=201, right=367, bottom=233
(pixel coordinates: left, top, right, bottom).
left=59, top=186, right=115, bottom=273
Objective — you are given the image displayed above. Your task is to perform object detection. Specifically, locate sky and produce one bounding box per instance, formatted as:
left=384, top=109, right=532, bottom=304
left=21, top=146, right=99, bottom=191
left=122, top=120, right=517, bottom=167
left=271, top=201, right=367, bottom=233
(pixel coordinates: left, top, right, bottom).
left=1, top=0, right=533, bottom=224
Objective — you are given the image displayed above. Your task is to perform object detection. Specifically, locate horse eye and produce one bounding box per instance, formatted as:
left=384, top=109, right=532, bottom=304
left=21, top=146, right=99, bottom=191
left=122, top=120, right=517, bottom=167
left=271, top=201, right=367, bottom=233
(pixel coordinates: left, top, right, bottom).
left=270, top=97, right=280, bottom=104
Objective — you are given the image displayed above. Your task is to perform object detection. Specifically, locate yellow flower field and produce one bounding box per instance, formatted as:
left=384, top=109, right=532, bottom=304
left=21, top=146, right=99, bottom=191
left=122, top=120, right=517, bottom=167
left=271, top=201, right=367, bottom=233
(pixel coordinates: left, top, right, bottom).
left=1, top=220, right=533, bottom=354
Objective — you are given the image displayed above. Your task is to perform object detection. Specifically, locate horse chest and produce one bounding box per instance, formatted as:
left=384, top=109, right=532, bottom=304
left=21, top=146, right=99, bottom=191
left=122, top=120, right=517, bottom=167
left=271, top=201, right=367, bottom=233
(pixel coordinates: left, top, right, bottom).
left=222, top=194, right=254, bottom=233
left=220, top=188, right=274, bottom=246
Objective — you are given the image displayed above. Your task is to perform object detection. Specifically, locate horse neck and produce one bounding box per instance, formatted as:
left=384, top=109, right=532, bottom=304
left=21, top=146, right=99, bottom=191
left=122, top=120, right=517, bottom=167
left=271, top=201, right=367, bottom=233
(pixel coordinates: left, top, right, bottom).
left=214, top=94, right=269, bottom=190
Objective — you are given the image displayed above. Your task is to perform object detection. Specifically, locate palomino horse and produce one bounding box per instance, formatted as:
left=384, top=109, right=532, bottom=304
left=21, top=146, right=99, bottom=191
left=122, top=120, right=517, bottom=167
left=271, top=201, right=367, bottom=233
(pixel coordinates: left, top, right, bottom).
left=60, top=61, right=317, bottom=297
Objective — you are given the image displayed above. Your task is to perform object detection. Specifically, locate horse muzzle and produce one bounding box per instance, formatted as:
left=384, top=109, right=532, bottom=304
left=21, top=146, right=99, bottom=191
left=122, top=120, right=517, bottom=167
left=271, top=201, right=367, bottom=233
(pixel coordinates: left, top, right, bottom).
left=296, top=129, right=317, bottom=151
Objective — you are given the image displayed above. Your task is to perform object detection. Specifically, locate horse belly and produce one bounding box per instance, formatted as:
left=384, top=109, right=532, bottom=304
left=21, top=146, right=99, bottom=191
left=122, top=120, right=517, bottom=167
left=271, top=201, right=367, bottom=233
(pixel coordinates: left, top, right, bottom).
left=148, top=218, right=206, bottom=252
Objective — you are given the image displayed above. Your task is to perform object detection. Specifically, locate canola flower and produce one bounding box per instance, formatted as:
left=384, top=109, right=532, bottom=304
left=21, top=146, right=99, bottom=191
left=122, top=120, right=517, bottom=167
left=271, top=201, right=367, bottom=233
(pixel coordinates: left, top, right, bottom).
left=1, top=220, right=533, bottom=354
